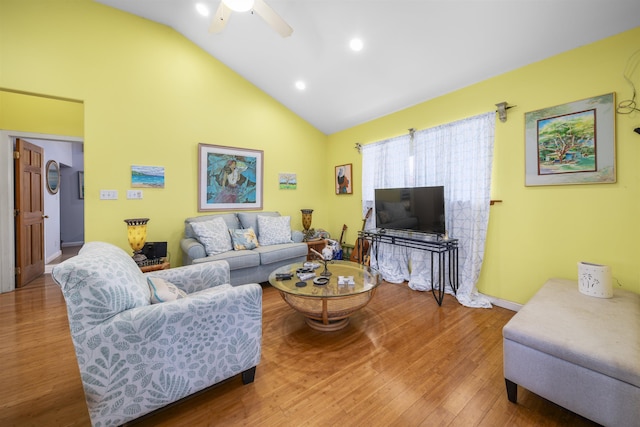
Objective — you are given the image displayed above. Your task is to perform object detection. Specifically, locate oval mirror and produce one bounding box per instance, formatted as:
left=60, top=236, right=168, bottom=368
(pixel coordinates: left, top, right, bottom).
left=46, top=160, right=60, bottom=194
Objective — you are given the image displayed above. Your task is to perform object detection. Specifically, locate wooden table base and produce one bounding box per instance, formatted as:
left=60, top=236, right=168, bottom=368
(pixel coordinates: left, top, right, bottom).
left=305, top=317, right=350, bottom=332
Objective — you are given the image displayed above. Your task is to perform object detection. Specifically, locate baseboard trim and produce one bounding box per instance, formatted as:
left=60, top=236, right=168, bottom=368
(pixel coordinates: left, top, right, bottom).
left=46, top=250, right=62, bottom=264
left=481, top=293, right=523, bottom=312
left=62, top=241, right=84, bottom=248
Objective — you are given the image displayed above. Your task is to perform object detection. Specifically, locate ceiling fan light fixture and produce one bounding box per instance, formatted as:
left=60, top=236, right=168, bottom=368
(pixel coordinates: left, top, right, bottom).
left=222, top=0, right=255, bottom=12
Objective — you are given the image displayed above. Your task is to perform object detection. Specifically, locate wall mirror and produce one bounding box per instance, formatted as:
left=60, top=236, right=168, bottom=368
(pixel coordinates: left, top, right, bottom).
left=46, top=160, right=60, bottom=194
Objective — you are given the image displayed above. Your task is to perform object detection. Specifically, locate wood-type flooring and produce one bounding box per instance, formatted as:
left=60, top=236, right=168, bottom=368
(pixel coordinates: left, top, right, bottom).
left=0, top=260, right=598, bottom=426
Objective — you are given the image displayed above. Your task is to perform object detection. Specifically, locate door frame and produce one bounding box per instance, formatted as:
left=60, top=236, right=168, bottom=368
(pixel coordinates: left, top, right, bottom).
left=0, top=130, right=83, bottom=293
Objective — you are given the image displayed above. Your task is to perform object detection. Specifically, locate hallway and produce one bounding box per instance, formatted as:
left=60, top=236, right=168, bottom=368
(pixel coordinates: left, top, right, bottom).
left=44, top=245, right=81, bottom=274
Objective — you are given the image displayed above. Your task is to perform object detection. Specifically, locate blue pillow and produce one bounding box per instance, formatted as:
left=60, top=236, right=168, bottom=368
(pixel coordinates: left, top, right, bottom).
left=229, top=227, right=260, bottom=250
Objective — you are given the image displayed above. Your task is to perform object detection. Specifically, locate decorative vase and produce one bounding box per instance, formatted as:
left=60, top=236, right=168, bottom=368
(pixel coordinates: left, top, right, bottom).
left=301, top=209, right=314, bottom=233
left=124, top=218, right=149, bottom=264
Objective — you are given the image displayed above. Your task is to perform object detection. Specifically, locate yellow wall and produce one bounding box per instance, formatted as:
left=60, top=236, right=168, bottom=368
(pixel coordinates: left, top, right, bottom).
left=0, top=90, right=84, bottom=136
left=328, top=27, right=640, bottom=303
left=2, top=0, right=638, bottom=304
left=0, top=0, right=327, bottom=264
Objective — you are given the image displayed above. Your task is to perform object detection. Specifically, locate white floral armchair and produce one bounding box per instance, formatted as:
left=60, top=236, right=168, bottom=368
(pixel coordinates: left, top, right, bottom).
left=52, top=242, right=262, bottom=427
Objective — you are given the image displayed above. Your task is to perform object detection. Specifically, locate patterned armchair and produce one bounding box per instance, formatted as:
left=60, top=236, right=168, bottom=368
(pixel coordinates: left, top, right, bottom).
left=52, top=242, right=262, bottom=427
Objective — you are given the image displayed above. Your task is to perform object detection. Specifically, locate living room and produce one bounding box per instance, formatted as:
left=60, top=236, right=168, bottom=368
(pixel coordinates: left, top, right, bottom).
left=2, top=1, right=639, bottom=303
left=1, top=0, right=639, bottom=425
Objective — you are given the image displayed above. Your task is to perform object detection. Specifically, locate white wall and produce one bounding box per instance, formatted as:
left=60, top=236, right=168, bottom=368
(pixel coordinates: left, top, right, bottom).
left=25, top=138, right=74, bottom=263
left=60, top=143, right=84, bottom=246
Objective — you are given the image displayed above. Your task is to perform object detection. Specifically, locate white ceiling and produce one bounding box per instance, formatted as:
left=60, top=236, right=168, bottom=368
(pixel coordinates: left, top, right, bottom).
left=95, top=0, right=640, bottom=135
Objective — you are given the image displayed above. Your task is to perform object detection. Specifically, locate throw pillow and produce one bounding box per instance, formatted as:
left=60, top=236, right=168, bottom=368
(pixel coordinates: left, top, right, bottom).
left=229, top=227, right=260, bottom=250
left=191, top=217, right=233, bottom=255
left=147, top=277, right=187, bottom=304
left=257, top=215, right=293, bottom=246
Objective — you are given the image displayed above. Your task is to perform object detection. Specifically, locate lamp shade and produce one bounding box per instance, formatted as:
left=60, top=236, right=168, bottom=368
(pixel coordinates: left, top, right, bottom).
left=577, top=261, right=613, bottom=298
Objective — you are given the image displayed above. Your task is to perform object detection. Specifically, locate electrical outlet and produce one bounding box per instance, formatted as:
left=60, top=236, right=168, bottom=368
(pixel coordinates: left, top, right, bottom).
left=127, top=190, right=143, bottom=200
left=100, top=190, right=118, bottom=200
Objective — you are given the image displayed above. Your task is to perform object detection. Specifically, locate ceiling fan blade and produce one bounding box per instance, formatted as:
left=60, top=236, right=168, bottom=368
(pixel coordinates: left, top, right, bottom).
left=209, top=2, right=232, bottom=33
left=252, top=0, right=293, bottom=37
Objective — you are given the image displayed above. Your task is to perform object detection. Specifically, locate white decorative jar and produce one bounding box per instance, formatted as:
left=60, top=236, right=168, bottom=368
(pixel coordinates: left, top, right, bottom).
left=577, top=262, right=613, bottom=298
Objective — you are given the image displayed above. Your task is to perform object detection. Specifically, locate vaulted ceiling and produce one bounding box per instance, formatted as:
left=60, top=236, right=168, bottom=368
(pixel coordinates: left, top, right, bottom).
left=96, top=0, right=640, bottom=134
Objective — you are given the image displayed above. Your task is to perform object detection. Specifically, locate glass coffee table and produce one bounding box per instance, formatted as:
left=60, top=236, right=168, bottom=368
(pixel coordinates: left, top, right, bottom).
left=268, top=260, right=381, bottom=331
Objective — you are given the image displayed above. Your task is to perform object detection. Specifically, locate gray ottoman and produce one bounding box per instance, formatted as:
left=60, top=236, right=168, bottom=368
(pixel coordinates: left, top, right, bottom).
left=503, top=278, right=640, bottom=427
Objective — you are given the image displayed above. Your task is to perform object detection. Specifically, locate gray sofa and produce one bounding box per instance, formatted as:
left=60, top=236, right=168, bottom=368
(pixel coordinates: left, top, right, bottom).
left=503, top=278, right=639, bottom=427
left=181, top=211, right=308, bottom=285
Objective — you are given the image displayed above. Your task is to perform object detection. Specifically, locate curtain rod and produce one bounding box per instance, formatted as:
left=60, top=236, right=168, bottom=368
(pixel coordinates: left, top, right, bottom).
left=356, top=109, right=503, bottom=153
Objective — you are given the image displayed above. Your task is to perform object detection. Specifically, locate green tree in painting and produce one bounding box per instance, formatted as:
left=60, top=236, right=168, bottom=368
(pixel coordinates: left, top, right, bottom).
left=538, top=110, right=595, bottom=165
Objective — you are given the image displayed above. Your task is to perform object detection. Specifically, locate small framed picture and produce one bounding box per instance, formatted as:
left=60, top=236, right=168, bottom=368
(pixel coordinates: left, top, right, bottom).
left=335, top=163, right=352, bottom=194
left=78, top=171, right=84, bottom=199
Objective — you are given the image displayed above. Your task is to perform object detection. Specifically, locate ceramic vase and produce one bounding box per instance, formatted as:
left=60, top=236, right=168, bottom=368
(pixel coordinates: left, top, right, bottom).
left=124, top=218, right=149, bottom=263
left=301, top=209, right=313, bottom=232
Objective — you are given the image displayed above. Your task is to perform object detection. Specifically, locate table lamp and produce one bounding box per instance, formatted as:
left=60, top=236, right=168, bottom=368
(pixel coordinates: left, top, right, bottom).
left=301, top=209, right=314, bottom=241
left=124, top=218, right=149, bottom=264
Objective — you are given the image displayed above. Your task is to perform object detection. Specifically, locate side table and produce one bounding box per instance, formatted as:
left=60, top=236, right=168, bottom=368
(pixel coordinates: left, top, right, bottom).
left=305, top=239, right=326, bottom=261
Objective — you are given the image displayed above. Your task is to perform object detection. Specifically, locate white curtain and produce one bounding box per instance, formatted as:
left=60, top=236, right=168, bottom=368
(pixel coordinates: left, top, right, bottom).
left=362, top=112, right=495, bottom=308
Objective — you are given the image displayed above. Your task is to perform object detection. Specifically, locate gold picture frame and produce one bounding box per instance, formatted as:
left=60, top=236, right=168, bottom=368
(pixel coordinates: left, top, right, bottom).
left=335, top=163, right=353, bottom=194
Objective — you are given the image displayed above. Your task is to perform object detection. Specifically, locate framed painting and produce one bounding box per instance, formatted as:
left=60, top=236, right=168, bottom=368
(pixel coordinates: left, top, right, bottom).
left=198, top=143, right=263, bottom=211
left=335, top=163, right=353, bottom=194
left=131, top=165, right=165, bottom=188
left=78, top=171, right=84, bottom=199
left=525, top=93, right=615, bottom=186
left=279, top=173, right=297, bottom=190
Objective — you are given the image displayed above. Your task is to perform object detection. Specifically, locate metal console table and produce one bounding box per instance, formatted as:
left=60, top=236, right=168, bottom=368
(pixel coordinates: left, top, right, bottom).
left=359, top=229, right=459, bottom=306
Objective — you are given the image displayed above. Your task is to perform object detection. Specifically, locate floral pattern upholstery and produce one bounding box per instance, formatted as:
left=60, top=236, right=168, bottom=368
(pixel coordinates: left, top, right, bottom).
left=190, top=216, right=233, bottom=255
left=52, top=241, right=262, bottom=427
left=229, top=227, right=260, bottom=250
left=257, top=215, right=294, bottom=246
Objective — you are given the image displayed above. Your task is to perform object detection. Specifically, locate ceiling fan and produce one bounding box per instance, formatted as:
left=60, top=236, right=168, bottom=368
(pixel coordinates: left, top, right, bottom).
left=210, top=0, right=293, bottom=37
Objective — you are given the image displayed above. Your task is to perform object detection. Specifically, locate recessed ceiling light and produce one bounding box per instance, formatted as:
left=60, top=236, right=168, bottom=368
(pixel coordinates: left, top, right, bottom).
left=295, top=81, right=306, bottom=91
left=349, top=38, right=364, bottom=52
left=195, top=3, right=210, bottom=17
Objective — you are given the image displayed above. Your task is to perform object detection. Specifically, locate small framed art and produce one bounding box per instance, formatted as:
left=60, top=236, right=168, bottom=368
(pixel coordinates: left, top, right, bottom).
left=78, top=171, right=84, bottom=199
left=279, top=173, right=297, bottom=189
left=335, top=163, right=352, bottom=194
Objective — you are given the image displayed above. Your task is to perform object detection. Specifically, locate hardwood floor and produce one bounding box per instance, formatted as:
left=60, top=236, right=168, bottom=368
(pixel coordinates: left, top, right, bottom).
left=0, top=269, right=598, bottom=426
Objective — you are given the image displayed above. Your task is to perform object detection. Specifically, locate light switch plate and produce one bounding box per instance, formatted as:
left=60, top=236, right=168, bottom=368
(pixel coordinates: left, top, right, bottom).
left=127, top=190, right=143, bottom=200
left=100, top=190, right=118, bottom=200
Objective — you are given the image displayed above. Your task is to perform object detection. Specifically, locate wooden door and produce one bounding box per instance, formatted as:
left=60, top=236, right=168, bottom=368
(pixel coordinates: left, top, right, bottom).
left=14, top=138, right=45, bottom=287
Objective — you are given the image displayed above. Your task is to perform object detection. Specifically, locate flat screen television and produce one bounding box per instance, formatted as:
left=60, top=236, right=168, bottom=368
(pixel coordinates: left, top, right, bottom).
left=374, top=186, right=445, bottom=235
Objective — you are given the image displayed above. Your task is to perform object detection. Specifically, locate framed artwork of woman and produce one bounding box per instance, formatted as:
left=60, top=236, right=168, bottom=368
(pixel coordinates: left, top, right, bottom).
left=335, top=163, right=353, bottom=195
left=198, top=143, right=263, bottom=211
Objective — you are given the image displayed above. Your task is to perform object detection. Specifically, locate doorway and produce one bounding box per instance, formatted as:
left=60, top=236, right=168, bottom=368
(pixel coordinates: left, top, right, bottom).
left=0, top=131, right=84, bottom=293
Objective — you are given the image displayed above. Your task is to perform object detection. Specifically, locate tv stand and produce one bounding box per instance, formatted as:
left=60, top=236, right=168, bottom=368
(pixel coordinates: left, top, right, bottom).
left=359, top=228, right=458, bottom=305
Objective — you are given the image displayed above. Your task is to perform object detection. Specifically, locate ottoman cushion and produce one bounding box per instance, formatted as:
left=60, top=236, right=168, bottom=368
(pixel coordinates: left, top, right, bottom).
left=503, top=278, right=640, bottom=388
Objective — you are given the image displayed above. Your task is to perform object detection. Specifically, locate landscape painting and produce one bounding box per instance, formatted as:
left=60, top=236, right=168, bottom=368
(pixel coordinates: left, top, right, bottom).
left=131, top=165, right=165, bottom=188
left=279, top=173, right=297, bottom=189
left=525, top=93, right=615, bottom=186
